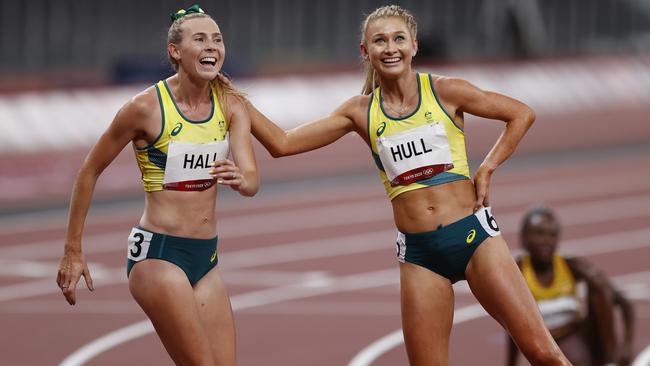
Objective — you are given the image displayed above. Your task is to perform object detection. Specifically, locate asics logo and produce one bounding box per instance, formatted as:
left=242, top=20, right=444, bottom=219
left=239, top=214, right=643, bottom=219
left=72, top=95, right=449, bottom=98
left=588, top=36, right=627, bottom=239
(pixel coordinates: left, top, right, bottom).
left=466, top=229, right=476, bottom=244
left=171, top=122, right=183, bottom=136
left=376, top=122, right=386, bottom=136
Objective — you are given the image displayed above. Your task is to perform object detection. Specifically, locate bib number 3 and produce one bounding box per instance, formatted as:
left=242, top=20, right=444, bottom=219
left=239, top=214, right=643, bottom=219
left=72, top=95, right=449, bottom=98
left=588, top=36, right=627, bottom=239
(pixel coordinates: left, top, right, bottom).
left=475, top=206, right=501, bottom=237
left=127, top=228, right=153, bottom=261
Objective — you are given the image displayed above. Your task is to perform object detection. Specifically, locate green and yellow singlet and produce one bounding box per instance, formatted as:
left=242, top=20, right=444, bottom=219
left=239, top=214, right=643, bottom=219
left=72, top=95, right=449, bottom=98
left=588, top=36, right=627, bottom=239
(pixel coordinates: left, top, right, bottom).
left=134, top=80, right=229, bottom=192
left=522, top=255, right=583, bottom=333
left=368, top=73, right=470, bottom=200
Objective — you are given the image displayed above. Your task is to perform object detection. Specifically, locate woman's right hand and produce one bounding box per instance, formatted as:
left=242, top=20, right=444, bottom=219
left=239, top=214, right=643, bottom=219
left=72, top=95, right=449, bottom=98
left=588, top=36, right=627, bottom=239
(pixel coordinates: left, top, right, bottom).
left=57, top=249, right=94, bottom=305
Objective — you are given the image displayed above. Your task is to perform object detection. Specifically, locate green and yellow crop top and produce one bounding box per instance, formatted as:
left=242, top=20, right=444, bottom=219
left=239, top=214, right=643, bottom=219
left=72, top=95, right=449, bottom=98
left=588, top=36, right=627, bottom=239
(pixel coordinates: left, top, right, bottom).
left=368, top=73, right=470, bottom=200
left=134, top=80, right=229, bottom=192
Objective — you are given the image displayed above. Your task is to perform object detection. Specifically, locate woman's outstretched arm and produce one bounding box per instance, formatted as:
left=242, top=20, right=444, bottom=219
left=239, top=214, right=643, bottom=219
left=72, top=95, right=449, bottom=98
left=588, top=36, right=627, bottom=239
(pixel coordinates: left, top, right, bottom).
left=245, top=98, right=361, bottom=157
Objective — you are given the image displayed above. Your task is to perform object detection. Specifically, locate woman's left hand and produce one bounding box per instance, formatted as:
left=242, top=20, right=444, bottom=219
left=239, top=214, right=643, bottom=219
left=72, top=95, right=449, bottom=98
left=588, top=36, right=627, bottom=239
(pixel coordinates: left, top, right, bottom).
left=473, top=164, right=494, bottom=211
left=210, top=159, right=245, bottom=191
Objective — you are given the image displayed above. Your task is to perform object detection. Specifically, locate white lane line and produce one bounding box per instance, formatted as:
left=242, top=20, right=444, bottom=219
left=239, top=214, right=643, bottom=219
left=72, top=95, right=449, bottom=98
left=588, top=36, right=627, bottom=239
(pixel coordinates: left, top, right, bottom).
left=347, top=271, right=650, bottom=366
left=2, top=226, right=650, bottom=303
left=223, top=231, right=392, bottom=269
left=0, top=266, right=123, bottom=302
left=632, top=344, right=650, bottom=366
left=2, top=191, right=649, bottom=261
left=347, top=304, right=487, bottom=366
left=58, top=268, right=398, bottom=366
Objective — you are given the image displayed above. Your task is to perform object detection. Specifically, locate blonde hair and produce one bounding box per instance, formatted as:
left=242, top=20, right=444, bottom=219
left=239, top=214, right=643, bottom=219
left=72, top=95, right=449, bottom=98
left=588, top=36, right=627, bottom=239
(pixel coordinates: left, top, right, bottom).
left=360, top=5, right=418, bottom=95
left=167, top=13, right=245, bottom=116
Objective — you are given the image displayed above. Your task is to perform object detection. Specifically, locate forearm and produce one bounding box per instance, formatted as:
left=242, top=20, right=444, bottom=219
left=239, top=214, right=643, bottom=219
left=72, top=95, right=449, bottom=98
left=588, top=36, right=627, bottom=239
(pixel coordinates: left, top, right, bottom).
left=64, top=168, right=99, bottom=253
left=481, top=108, right=535, bottom=172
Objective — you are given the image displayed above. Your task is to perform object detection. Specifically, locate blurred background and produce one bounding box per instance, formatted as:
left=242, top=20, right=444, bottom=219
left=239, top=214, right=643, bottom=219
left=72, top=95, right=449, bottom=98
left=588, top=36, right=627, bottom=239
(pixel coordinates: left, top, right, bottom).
left=1, top=1, right=649, bottom=365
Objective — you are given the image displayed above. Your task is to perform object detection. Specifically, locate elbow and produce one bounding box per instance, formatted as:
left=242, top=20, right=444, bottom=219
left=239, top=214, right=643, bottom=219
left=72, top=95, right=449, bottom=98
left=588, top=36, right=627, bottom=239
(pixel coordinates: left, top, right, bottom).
left=239, top=174, right=259, bottom=197
left=241, top=186, right=259, bottom=197
left=268, top=135, right=292, bottom=158
left=269, top=148, right=286, bottom=158
left=523, top=105, right=536, bottom=127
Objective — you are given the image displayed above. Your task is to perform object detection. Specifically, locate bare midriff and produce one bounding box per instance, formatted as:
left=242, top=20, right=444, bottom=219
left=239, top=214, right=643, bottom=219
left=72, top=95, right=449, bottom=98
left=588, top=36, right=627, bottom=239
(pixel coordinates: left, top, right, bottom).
left=391, top=179, right=476, bottom=233
left=139, top=187, right=219, bottom=239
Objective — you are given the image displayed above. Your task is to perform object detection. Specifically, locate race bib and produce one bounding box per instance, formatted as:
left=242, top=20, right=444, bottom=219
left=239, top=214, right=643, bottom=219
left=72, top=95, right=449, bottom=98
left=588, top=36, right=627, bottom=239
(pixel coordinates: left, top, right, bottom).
left=163, top=136, right=229, bottom=191
left=376, top=123, right=453, bottom=186
left=396, top=232, right=406, bottom=262
left=474, top=206, right=501, bottom=236
left=127, top=227, right=153, bottom=261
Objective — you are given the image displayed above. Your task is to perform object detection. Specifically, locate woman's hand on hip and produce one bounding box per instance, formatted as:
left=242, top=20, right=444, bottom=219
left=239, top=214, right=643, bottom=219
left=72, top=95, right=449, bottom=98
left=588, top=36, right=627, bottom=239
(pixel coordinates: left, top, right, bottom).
left=473, top=164, right=494, bottom=211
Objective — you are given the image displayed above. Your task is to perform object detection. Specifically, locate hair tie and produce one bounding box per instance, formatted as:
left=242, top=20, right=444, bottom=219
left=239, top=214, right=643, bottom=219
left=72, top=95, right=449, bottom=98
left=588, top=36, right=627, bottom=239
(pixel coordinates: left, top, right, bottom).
left=170, top=4, right=205, bottom=23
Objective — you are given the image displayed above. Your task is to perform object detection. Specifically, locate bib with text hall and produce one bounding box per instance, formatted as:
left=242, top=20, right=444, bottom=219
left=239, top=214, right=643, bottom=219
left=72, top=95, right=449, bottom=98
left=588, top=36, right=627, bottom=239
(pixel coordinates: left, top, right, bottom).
left=162, top=136, right=229, bottom=191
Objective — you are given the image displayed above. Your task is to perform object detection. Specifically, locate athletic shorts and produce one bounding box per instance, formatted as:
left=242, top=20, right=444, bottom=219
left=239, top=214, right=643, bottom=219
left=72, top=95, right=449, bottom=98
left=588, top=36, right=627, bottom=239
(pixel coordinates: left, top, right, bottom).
left=396, top=206, right=501, bottom=283
left=126, top=227, right=218, bottom=286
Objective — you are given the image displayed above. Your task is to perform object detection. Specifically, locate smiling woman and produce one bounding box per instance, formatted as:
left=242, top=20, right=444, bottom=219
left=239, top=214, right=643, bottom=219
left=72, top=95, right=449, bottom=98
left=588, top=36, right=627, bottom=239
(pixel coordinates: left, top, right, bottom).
left=243, top=4, right=572, bottom=365
left=56, top=4, right=258, bottom=365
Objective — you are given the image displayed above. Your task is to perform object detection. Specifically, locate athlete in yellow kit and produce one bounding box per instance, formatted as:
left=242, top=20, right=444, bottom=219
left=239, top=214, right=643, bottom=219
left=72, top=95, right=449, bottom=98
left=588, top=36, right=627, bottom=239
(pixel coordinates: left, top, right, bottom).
left=241, top=5, right=570, bottom=365
left=507, top=206, right=635, bottom=366
left=56, top=5, right=257, bottom=365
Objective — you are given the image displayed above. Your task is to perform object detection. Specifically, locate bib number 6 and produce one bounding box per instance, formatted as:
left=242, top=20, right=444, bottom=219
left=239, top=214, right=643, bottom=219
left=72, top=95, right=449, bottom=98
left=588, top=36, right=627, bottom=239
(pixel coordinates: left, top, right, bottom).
left=476, top=207, right=501, bottom=237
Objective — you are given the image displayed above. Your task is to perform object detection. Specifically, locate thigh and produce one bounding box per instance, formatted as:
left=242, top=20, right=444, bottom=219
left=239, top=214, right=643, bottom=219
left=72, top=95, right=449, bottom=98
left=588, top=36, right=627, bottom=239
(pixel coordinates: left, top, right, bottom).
left=193, top=267, right=236, bottom=366
left=400, top=261, right=454, bottom=366
left=129, top=259, right=215, bottom=366
left=465, top=236, right=562, bottom=362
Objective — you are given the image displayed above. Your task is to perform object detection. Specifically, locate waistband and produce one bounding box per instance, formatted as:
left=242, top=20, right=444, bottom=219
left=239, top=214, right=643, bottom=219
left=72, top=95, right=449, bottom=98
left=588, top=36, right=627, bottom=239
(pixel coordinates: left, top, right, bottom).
left=399, top=211, right=479, bottom=244
left=136, top=226, right=218, bottom=246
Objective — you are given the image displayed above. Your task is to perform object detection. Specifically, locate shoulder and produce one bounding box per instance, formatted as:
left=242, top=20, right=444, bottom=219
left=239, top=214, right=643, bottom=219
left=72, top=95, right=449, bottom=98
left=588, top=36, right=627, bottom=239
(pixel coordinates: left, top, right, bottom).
left=431, top=75, right=478, bottom=99
left=220, top=93, right=246, bottom=117
left=566, top=257, right=606, bottom=282
left=329, top=94, right=371, bottom=119
left=117, top=85, right=159, bottom=124
left=340, top=94, right=372, bottom=111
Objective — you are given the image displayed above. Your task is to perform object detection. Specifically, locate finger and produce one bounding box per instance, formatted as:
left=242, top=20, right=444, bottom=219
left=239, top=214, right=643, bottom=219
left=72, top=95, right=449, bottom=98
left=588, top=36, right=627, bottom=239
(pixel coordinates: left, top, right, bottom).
left=64, top=290, right=76, bottom=306
left=474, top=194, right=485, bottom=212
left=212, top=159, right=234, bottom=167
left=83, top=266, right=94, bottom=292
left=56, top=270, right=63, bottom=287
left=216, top=170, right=240, bottom=181
left=60, top=270, right=72, bottom=291
left=217, top=174, right=241, bottom=185
left=64, top=277, right=80, bottom=305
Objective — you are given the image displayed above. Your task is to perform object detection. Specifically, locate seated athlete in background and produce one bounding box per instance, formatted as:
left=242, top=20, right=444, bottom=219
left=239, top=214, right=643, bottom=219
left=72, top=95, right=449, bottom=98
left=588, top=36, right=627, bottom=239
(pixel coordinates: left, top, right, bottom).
left=507, top=206, right=635, bottom=366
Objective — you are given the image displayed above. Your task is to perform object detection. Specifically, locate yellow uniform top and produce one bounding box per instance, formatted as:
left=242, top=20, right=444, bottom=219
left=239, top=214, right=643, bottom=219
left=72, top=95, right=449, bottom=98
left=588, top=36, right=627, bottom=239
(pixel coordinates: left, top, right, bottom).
left=368, top=73, right=470, bottom=200
left=134, top=80, right=228, bottom=192
left=522, top=255, right=583, bottom=333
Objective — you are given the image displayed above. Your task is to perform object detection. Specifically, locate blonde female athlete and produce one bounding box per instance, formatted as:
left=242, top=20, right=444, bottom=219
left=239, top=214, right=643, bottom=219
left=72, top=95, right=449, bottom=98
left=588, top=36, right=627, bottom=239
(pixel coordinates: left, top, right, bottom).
left=244, top=5, right=570, bottom=366
left=56, top=5, right=257, bottom=366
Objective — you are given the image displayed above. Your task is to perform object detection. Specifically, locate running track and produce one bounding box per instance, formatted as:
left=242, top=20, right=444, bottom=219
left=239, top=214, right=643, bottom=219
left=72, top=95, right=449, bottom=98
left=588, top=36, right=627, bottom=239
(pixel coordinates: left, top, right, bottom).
left=1, top=131, right=649, bottom=363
